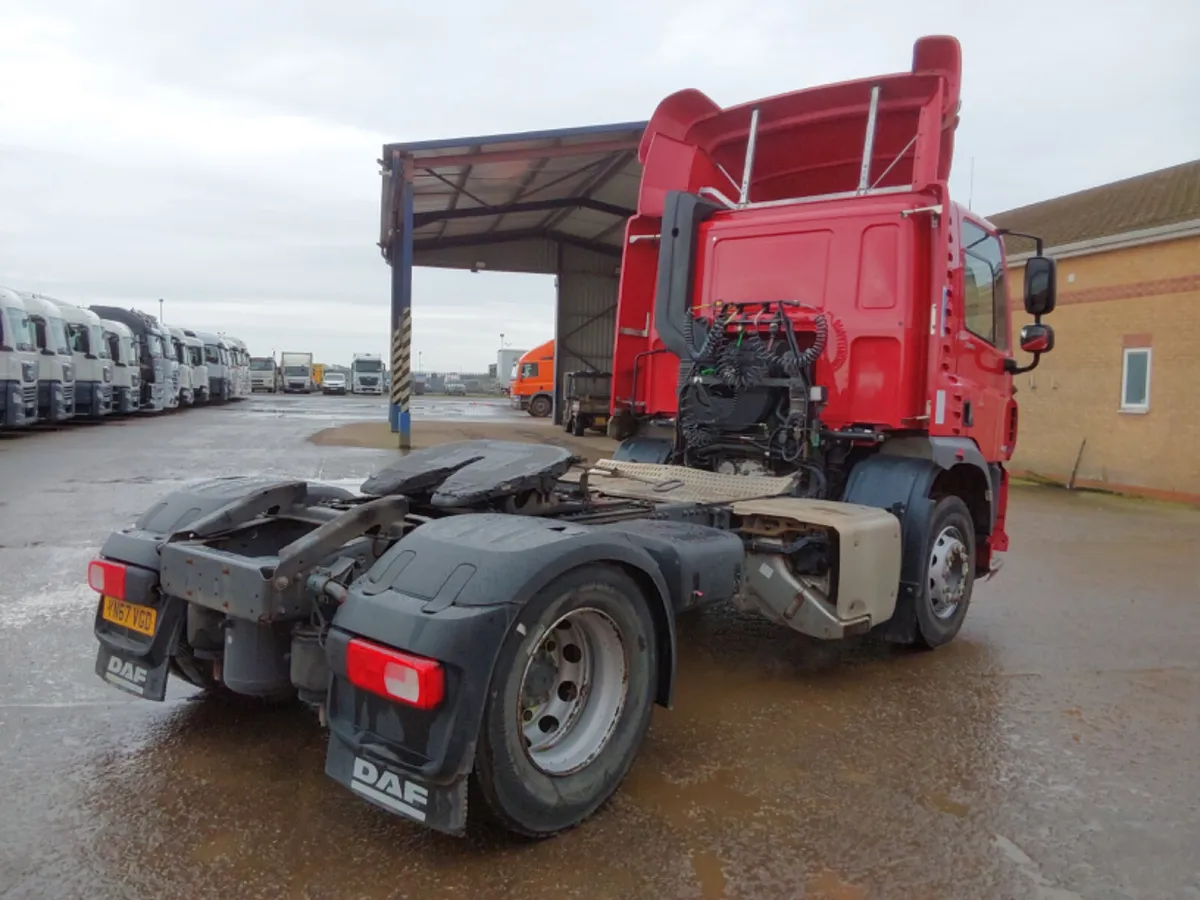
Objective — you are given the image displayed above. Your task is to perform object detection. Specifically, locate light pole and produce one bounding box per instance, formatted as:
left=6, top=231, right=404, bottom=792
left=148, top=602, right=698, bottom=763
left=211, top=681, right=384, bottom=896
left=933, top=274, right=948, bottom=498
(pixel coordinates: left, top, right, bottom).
left=418, top=351, right=423, bottom=372
left=159, top=298, right=164, bottom=324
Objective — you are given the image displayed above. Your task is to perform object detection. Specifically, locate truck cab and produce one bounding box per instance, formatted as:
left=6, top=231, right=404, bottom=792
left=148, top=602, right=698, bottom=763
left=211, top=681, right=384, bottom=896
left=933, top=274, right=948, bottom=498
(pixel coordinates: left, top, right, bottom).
left=0, top=287, right=39, bottom=428
left=250, top=356, right=278, bottom=392
left=350, top=354, right=384, bottom=394
left=224, top=337, right=250, bottom=398
left=168, top=327, right=195, bottom=406
left=281, top=352, right=314, bottom=392
left=100, top=318, right=141, bottom=414
left=90, top=306, right=171, bottom=412
left=48, top=299, right=112, bottom=417
left=20, top=292, right=75, bottom=423
left=183, top=334, right=209, bottom=403
left=194, top=331, right=230, bottom=401
left=509, top=338, right=555, bottom=417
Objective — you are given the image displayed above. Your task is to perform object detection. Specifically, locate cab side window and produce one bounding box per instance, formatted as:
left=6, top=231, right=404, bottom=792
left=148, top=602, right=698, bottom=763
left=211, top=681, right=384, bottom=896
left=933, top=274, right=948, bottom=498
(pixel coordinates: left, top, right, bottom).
left=961, top=221, right=1009, bottom=351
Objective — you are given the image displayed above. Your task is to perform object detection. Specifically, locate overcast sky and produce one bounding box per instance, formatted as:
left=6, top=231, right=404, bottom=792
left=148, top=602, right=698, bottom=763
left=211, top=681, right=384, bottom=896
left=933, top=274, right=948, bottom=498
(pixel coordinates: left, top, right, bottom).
left=1, top=1, right=1196, bottom=371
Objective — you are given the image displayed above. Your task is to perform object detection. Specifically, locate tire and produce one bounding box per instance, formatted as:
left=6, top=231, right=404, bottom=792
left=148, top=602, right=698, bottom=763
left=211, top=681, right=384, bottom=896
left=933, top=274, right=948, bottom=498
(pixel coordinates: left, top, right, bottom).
left=562, top=415, right=574, bottom=433
left=572, top=415, right=587, bottom=437
left=471, top=564, right=658, bottom=838
left=528, top=394, right=552, bottom=418
left=914, top=495, right=976, bottom=649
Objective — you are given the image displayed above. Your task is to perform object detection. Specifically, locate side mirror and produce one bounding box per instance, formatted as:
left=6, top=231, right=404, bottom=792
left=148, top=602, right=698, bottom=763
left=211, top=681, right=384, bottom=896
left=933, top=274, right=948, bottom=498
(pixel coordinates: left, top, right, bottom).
left=1019, top=323, right=1054, bottom=355
left=1023, top=256, right=1056, bottom=317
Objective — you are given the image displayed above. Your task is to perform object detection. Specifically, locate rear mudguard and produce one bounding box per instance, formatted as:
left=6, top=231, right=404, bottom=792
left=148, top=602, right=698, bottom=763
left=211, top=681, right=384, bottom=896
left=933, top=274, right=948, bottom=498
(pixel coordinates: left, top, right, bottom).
left=323, top=513, right=687, bottom=832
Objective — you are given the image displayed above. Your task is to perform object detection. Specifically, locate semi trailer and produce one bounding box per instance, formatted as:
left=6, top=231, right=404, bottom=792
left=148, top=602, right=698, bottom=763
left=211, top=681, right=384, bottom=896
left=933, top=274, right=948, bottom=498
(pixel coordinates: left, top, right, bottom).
left=88, top=36, right=1057, bottom=840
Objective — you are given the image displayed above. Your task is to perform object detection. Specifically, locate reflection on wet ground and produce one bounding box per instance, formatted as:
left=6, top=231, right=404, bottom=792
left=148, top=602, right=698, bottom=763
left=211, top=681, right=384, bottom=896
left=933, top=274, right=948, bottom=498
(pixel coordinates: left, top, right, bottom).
left=2, top=395, right=1198, bottom=899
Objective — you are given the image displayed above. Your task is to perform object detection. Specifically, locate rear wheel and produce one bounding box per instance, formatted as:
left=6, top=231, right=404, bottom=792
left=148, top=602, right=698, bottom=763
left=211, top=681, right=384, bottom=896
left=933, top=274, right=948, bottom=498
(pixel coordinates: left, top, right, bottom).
left=528, top=394, right=552, bottom=418
left=914, top=495, right=976, bottom=649
left=472, top=564, right=657, bottom=838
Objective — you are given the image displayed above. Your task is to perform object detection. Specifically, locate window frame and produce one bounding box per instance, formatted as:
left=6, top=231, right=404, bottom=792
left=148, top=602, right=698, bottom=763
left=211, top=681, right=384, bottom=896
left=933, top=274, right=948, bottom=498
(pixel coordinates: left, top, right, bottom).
left=960, top=219, right=1009, bottom=351
left=1120, top=347, right=1152, bottom=414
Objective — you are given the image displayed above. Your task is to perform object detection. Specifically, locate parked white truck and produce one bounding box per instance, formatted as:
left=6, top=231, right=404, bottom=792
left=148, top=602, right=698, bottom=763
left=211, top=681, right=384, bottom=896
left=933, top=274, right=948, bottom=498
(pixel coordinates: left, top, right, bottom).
left=0, top=287, right=39, bottom=428
left=192, top=331, right=231, bottom=401
left=99, top=318, right=141, bottom=414
left=20, top=292, right=75, bottom=423
left=90, top=306, right=172, bottom=413
left=167, top=327, right=196, bottom=406
left=250, top=356, right=278, bottom=392
left=496, top=347, right=526, bottom=394
left=281, top=351, right=315, bottom=392
left=225, top=337, right=251, bottom=398
left=50, top=299, right=113, bottom=417
left=183, top=334, right=209, bottom=403
left=350, top=353, right=384, bottom=394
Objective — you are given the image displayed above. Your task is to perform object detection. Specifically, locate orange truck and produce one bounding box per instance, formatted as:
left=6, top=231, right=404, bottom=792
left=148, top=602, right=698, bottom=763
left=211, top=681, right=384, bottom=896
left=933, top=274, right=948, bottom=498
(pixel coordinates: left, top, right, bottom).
left=508, top=338, right=554, bottom=417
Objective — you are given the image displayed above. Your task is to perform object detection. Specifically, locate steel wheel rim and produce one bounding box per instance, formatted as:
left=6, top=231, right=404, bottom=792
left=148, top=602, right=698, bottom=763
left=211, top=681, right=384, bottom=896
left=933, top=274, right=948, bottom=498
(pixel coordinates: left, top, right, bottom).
left=929, top=524, right=969, bottom=619
left=517, top=607, right=629, bottom=776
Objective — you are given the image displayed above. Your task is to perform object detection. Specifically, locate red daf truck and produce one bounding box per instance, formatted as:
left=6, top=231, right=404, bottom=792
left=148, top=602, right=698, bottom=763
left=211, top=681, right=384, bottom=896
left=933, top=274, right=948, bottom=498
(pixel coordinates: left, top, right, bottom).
left=86, top=35, right=1055, bottom=840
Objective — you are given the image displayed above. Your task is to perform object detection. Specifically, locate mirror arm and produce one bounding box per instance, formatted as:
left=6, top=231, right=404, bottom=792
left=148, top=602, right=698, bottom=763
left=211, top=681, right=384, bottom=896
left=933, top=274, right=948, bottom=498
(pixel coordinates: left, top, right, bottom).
left=997, top=228, right=1045, bottom=256
left=1005, top=353, right=1041, bottom=376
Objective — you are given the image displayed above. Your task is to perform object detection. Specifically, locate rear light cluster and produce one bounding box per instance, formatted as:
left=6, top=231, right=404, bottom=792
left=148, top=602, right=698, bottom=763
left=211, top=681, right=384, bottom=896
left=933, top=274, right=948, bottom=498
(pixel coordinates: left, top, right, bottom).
left=346, top=637, right=445, bottom=711
left=88, top=559, right=127, bottom=600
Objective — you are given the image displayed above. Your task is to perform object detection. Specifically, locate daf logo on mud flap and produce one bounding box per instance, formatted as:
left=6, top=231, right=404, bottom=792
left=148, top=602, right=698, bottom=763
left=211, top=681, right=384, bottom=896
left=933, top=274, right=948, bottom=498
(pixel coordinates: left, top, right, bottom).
left=349, top=758, right=429, bottom=822
left=105, top=656, right=148, bottom=695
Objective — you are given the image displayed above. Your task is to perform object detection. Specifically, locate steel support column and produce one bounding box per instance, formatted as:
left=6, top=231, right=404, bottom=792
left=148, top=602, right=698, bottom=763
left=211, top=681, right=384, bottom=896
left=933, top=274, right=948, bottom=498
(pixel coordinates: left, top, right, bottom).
left=388, top=156, right=415, bottom=448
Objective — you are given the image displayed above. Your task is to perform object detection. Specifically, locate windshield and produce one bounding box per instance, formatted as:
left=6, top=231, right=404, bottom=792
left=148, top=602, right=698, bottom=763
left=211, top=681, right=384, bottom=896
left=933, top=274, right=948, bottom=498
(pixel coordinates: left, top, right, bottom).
left=284, top=366, right=307, bottom=376
left=188, top=346, right=203, bottom=366
left=91, top=324, right=110, bottom=359
left=2, top=306, right=35, bottom=352
left=250, top=358, right=273, bottom=371
left=46, top=316, right=70, bottom=354
left=325, top=373, right=344, bottom=382
left=204, top=344, right=220, bottom=365
left=65, top=322, right=90, bottom=355
left=354, top=360, right=383, bottom=373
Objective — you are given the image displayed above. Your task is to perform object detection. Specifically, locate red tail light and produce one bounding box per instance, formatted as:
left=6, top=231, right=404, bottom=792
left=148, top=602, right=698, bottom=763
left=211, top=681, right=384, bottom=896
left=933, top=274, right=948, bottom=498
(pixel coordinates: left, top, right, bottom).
left=88, top=560, right=127, bottom=600
left=345, top=638, right=445, bottom=711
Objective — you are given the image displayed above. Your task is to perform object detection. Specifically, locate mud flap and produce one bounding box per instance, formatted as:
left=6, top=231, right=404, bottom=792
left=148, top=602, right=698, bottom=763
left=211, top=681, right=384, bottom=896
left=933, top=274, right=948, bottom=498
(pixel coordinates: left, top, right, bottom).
left=93, top=595, right=186, bottom=701
left=325, top=729, right=469, bottom=835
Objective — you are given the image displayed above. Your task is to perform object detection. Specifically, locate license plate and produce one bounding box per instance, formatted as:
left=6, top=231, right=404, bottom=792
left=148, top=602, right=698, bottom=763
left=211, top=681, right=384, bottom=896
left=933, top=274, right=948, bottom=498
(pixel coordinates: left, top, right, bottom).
left=102, top=596, right=157, bottom=637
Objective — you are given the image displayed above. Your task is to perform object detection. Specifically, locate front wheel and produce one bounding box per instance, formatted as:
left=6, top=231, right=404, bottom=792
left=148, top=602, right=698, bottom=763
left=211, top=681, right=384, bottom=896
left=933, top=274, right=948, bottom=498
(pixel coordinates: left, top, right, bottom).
left=472, top=564, right=657, bottom=838
left=528, top=394, right=552, bottom=418
left=914, top=495, right=976, bottom=649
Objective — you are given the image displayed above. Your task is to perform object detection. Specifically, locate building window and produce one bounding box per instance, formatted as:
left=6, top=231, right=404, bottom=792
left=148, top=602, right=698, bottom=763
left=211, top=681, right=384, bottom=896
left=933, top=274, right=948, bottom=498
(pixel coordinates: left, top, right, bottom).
left=961, top=220, right=1009, bottom=351
left=1121, top=348, right=1151, bottom=413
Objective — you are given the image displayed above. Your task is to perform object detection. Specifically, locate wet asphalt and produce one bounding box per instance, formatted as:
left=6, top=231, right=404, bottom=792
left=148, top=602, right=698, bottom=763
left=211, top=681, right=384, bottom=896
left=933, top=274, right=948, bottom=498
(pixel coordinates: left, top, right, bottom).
left=1, top=394, right=1198, bottom=900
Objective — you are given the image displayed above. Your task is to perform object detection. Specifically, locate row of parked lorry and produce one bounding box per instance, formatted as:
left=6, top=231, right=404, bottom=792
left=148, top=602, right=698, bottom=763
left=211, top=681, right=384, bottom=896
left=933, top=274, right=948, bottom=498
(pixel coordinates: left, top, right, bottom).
left=0, top=287, right=254, bottom=429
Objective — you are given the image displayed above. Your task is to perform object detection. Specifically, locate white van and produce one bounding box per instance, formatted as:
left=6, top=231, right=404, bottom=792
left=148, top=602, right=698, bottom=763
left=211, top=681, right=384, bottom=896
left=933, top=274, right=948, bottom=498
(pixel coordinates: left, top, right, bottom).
left=99, top=318, right=140, bottom=414
left=0, top=287, right=39, bottom=427
left=45, top=298, right=113, bottom=417
left=19, top=292, right=75, bottom=422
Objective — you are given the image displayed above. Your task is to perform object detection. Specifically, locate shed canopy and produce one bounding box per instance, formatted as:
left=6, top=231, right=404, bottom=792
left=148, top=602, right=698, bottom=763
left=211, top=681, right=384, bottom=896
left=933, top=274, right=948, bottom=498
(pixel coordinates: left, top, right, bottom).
left=384, top=122, right=648, bottom=272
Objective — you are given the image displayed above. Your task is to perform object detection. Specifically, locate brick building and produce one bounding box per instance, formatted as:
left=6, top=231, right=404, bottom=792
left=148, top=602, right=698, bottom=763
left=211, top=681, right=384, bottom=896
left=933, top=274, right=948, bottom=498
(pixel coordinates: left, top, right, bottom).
left=990, top=159, right=1200, bottom=503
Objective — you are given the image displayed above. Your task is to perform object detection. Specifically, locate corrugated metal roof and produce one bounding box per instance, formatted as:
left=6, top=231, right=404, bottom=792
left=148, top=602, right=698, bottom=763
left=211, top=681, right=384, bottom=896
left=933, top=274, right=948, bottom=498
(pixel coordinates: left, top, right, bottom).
left=384, top=121, right=648, bottom=262
left=990, top=158, right=1200, bottom=255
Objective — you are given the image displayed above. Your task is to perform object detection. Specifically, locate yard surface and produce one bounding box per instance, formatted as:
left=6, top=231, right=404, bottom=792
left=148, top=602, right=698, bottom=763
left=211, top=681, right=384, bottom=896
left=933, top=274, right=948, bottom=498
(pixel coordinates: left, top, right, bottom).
left=2, top=394, right=1197, bottom=899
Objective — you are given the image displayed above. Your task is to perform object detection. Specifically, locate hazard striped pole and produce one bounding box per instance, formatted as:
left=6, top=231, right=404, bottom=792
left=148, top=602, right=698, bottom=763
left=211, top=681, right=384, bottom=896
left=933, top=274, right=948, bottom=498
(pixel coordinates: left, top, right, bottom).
left=388, top=154, right=414, bottom=449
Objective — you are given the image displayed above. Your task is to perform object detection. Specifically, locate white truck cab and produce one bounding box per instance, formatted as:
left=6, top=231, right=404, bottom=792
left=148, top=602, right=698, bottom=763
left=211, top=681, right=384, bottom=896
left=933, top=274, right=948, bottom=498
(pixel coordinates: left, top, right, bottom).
left=99, top=318, right=140, bottom=414
left=90, top=306, right=171, bottom=412
left=183, top=333, right=209, bottom=403
left=48, top=298, right=112, bottom=417
left=224, top=336, right=250, bottom=398
left=20, top=292, right=75, bottom=422
left=350, top=353, right=385, bottom=394
left=195, top=331, right=230, bottom=401
left=167, top=327, right=195, bottom=406
left=0, top=287, right=39, bottom=428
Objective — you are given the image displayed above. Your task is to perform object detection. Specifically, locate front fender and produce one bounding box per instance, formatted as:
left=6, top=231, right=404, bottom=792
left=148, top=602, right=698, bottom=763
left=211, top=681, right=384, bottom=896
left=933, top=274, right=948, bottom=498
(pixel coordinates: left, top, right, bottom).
left=327, top=514, right=677, bottom=786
